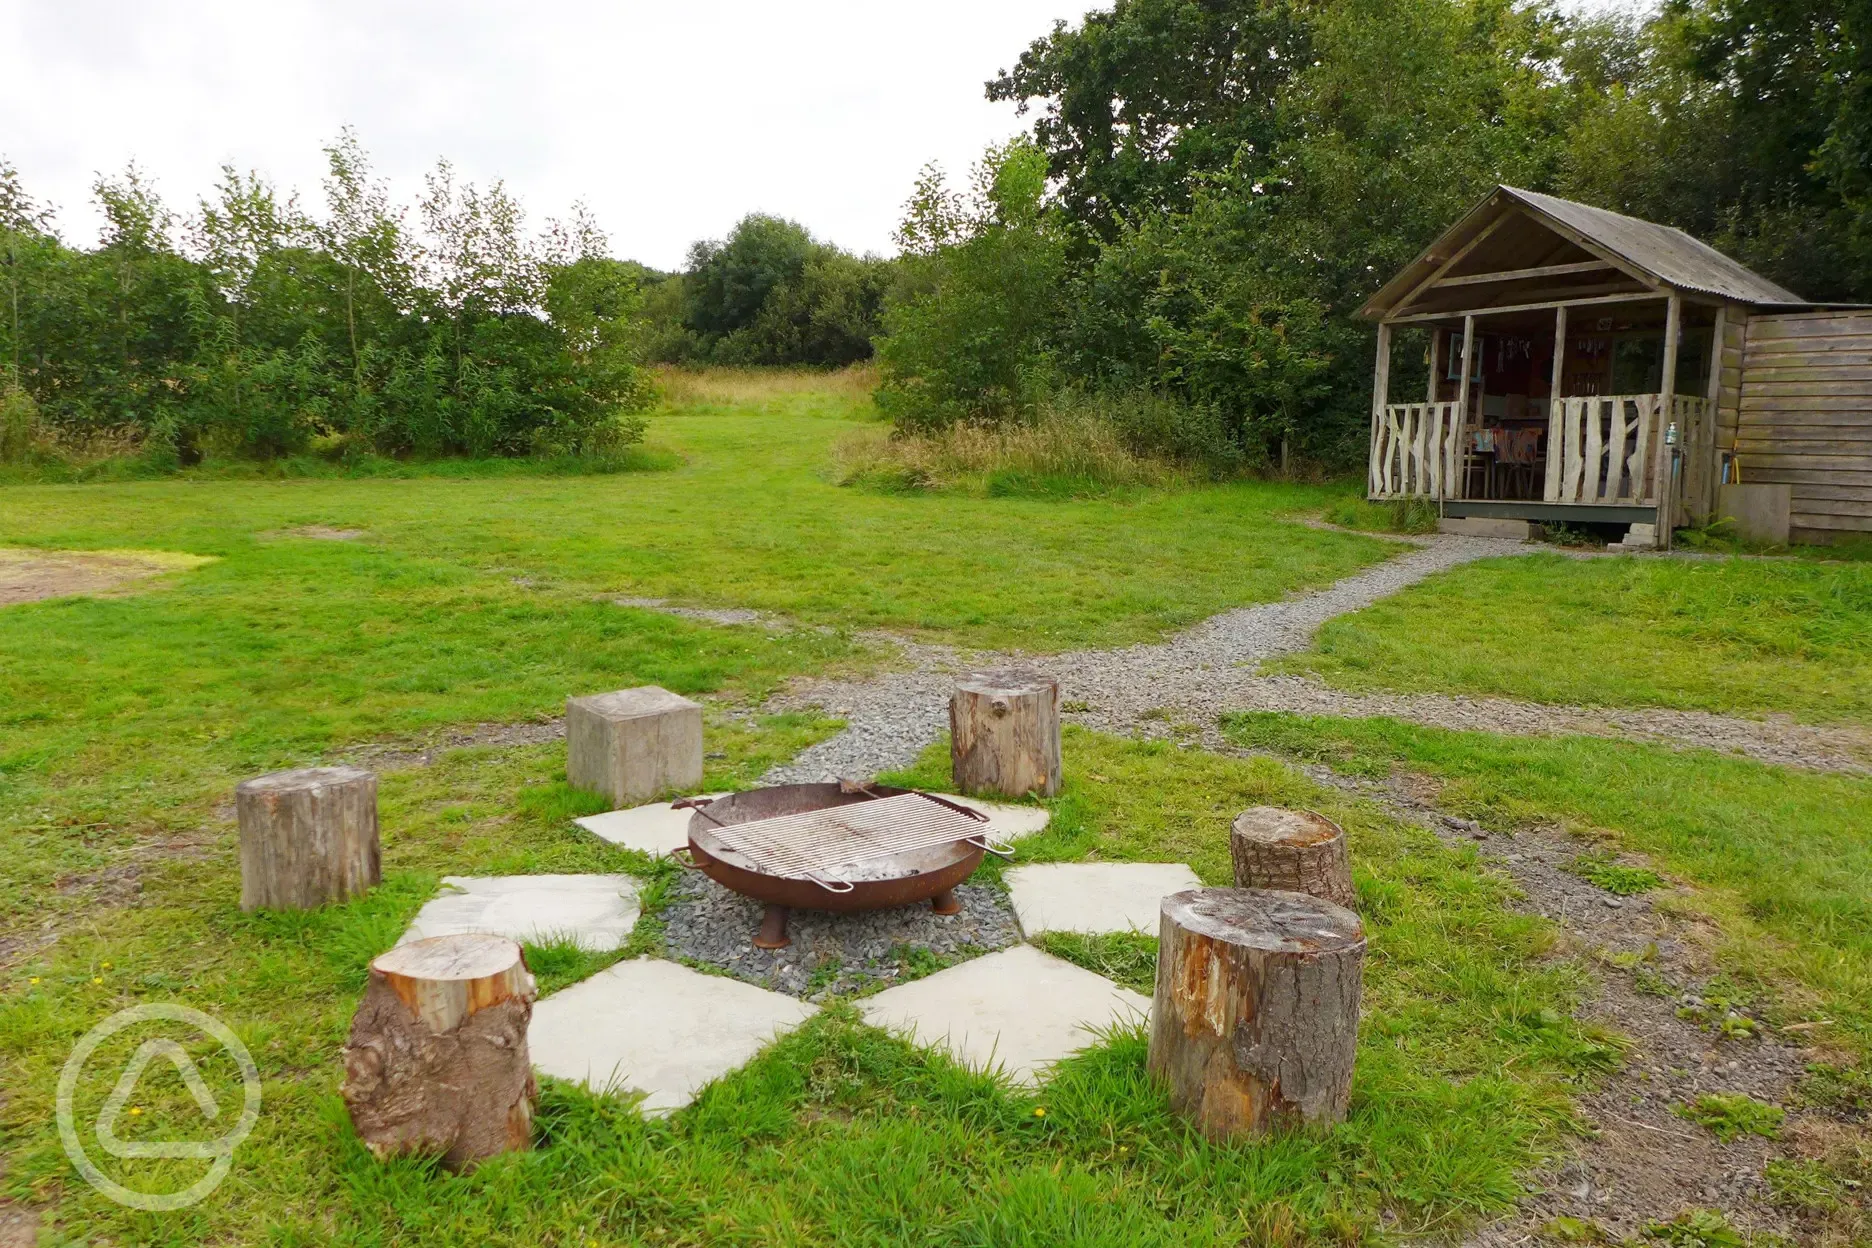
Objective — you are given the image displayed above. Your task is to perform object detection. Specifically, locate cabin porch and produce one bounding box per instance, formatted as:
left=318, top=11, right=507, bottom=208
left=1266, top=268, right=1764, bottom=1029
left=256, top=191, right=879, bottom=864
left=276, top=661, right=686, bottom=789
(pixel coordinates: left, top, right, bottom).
left=1366, top=294, right=1721, bottom=535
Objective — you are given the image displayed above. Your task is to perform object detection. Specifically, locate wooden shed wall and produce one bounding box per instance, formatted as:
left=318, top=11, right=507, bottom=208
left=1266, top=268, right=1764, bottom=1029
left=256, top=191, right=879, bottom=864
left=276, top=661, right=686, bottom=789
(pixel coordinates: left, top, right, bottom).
left=1713, top=308, right=1745, bottom=451
left=1735, top=310, right=1872, bottom=541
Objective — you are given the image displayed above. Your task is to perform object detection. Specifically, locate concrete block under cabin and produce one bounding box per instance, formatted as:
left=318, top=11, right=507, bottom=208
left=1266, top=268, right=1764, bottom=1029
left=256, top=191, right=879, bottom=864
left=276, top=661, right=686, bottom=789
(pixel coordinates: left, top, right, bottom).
left=566, top=686, right=703, bottom=805
left=1437, top=516, right=1537, bottom=540
left=1717, top=483, right=1791, bottom=546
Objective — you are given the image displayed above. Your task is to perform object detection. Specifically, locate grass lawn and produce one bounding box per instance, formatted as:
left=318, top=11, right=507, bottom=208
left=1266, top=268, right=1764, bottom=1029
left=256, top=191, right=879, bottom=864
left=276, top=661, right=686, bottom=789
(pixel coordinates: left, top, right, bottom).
left=2, top=729, right=1611, bottom=1245
left=1225, top=713, right=1872, bottom=1058
left=7, top=368, right=1869, bottom=1243
left=0, top=371, right=1391, bottom=939
left=1271, top=552, right=1872, bottom=724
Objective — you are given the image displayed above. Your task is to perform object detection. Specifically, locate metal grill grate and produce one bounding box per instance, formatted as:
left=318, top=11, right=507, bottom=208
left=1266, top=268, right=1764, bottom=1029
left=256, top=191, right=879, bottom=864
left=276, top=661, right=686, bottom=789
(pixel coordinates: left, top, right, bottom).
left=706, top=793, right=1005, bottom=890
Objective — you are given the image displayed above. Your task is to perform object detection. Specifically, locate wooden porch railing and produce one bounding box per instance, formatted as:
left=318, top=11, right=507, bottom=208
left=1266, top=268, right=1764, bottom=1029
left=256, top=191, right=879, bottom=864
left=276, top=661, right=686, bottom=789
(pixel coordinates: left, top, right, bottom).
left=1543, top=393, right=1710, bottom=506
left=1370, top=393, right=1711, bottom=506
left=1370, top=401, right=1463, bottom=499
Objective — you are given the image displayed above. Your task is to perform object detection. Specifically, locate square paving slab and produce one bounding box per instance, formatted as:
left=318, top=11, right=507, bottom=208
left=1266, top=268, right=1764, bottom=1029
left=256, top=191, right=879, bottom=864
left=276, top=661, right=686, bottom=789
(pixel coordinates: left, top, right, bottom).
left=574, top=795, right=727, bottom=857
left=528, top=957, right=817, bottom=1115
left=858, top=944, right=1149, bottom=1086
left=397, top=874, right=640, bottom=952
left=575, top=792, right=1049, bottom=859
left=1004, top=862, right=1204, bottom=937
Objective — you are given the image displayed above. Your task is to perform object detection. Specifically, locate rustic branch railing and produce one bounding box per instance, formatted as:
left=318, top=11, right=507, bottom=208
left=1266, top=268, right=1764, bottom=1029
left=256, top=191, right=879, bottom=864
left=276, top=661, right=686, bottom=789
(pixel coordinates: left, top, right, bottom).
left=1543, top=393, right=1710, bottom=506
left=1370, top=401, right=1463, bottom=499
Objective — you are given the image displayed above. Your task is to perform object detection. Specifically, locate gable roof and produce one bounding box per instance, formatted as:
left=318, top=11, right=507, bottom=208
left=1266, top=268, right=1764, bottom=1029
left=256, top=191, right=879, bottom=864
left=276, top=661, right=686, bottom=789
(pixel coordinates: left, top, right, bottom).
left=1360, top=186, right=1803, bottom=320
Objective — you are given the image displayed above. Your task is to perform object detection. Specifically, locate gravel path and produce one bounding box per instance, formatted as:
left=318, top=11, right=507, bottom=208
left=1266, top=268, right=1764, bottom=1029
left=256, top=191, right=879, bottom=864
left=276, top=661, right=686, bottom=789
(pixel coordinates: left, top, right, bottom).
left=660, top=873, right=1019, bottom=998
left=760, top=535, right=1869, bottom=780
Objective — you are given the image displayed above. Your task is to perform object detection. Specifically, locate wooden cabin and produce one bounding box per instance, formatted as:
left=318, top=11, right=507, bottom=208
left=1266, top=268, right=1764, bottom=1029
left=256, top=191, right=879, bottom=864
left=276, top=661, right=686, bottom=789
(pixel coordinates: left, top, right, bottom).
left=1359, top=186, right=1872, bottom=546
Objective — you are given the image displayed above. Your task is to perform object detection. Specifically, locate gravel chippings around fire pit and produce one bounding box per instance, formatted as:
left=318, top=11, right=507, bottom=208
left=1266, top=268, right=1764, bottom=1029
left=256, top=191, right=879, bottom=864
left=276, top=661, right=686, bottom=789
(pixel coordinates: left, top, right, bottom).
left=659, top=872, right=1021, bottom=999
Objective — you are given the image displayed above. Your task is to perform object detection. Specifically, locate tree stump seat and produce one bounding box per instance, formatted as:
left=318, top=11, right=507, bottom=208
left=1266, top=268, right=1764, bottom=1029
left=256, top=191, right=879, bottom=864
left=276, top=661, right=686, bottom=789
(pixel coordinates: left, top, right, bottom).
left=949, top=668, right=1061, bottom=798
left=1148, top=888, right=1365, bottom=1139
left=342, top=933, right=538, bottom=1170
left=1229, top=807, right=1357, bottom=910
left=236, top=765, right=381, bottom=911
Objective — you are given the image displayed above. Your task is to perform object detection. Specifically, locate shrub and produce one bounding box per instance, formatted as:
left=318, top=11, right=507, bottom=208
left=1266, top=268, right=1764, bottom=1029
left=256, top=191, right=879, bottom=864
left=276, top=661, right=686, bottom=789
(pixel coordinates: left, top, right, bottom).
left=833, top=408, right=1191, bottom=497
left=0, top=381, right=41, bottom=461
left=873, top=141, right=1067, bottom=432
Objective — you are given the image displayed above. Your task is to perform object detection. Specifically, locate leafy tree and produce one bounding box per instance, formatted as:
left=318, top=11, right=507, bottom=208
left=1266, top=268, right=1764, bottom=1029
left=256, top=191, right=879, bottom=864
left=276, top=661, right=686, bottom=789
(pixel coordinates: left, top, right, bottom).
left=875, top=141, right=1068, bottom=429
left=669, top=214, right=890, bottom=366
left=986, top=0, right=1308, bottom=242
left=0, top=137, right=657, bottom=462
left=683, top=215, right=818, bottom=342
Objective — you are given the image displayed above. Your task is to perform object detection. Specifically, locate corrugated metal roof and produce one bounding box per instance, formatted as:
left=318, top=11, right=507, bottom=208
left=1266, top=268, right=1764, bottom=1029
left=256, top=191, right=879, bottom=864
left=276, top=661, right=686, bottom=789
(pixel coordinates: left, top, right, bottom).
left=1501, top=187, right=1802, bottom=305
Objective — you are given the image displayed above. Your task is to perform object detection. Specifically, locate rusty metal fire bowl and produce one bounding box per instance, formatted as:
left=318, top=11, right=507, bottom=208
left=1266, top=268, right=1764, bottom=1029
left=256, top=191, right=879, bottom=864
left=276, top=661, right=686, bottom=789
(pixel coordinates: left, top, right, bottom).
left=670, top=783, right=1006, bottom=949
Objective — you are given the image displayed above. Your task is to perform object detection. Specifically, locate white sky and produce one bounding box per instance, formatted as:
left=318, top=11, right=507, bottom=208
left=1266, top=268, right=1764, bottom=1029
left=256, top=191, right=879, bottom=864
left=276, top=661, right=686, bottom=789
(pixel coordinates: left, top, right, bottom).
left=0, top=0, right=1082, bottom=269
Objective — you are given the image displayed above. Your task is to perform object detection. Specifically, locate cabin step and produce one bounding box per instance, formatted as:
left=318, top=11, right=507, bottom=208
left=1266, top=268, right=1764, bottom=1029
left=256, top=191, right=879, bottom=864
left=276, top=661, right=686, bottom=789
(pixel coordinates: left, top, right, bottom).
left=1616, top=522, right=1658, bottom=550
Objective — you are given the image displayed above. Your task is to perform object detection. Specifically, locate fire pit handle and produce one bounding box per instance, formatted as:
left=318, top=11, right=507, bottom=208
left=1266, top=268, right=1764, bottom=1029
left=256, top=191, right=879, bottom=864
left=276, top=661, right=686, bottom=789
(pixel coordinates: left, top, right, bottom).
left=805, top=872, right=857, bottom=894
left=667, top=844, right=705, bottom=870
left=672, top=796, right=725, bottom=827
left=966, top=833, right=1016, bottom=860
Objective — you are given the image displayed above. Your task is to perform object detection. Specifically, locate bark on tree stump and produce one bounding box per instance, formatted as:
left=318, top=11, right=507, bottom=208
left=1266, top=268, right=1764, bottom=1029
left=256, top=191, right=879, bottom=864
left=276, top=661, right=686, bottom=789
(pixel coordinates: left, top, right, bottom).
left=1148, top=888, right=1365, bottom=1139
left=236, top=766, right=381, bottom=912
left=342, top=933, right=538, bottom=1170
left=1229, top=807, right=1357, bottom=911
left=566, top=686, right=703, bottom=805
left=949, top=668, right=1061, bottom=798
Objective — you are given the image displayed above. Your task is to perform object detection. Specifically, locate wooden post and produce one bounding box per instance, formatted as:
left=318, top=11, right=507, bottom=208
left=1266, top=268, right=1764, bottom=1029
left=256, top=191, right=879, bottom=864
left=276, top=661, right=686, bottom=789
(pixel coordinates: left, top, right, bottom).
left=1427, top=328, right=1442, bottom=402
left=950, top=668, right=1061, bottom=798
left=1369, top=322, right=1392, bottom=497
left=1453, top=315, right=1476, bottom=502
left=1456, top=314, right=1476, bottom=429
left=1544, top=304, right=1567, bottom=501
left=1692, top=304, right=1728, bottom=524
left=1655, top=294, right=1682, bottom=540
left=1230, top=808, right=1356, bottom=910
left=342, top=934, right=538, bottom=1171
left=1148, top=889, right=1365, bottom=1139
left=237, top=766, right=381, bottom=911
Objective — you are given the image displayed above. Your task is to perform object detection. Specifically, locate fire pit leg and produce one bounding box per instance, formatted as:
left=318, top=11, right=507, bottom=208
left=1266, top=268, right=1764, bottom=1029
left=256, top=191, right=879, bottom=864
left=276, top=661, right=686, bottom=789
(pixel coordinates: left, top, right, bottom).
left=754, top=905, right=791, bottom=950
left=930, top=888, right=962, bottom=916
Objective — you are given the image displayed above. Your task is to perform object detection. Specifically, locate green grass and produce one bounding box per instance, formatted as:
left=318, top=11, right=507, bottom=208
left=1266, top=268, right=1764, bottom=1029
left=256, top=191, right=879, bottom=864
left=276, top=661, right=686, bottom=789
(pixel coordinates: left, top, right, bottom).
left=1272, top=552, right=1872, bottom=724
left=1224, top=712, right=1872, bottom=1055
left=1566, top=852, right=1666, bottom=897
left=1031, top=931, right=1161, bottom=996
left=0, top=378, right=1393, bottom=943
left=3, top=728, right=1614, bottom=1244
left=1673, top=1093, right=1784, bottom=1143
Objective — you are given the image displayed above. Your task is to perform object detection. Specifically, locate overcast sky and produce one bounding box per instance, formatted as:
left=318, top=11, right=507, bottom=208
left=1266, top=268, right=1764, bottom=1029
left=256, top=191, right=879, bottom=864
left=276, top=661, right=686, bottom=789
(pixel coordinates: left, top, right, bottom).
left=0, top=0, right=1083, bottom=269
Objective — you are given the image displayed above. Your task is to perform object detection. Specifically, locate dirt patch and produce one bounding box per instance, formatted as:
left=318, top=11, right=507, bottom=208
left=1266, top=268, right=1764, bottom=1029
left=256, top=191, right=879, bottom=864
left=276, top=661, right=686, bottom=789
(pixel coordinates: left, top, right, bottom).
left=277, top=525, right=366, bottom=541
left=0, top=1204, right=38, bottom=1248
left=0, top=547, right=214, bottom=607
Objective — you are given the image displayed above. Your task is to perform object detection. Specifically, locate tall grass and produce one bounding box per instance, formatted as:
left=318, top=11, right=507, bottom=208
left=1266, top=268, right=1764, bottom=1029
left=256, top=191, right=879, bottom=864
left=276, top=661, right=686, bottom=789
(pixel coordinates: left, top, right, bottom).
left=655, top=362, right=880, bottom=408
left=833, top=408, right=1195, bottom=497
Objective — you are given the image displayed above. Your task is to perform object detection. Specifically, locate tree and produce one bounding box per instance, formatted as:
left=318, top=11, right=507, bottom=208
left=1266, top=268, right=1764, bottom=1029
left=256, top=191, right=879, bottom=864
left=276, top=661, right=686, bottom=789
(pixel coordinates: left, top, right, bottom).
left=986, top=0, right=1308, bottom=243
left=875, top=141, right=1068, bottom=429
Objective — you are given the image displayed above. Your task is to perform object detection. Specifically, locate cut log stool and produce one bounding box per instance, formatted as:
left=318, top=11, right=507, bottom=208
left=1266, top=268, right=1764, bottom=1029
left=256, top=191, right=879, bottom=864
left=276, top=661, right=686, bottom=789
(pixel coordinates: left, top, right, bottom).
left=1230, top=807, right=1357, bottom=911
left=342, top=933, right=538, bottom=1170
left=949, top=668, right=1061, bottom=798
left=1148, top=888, right=1365, bottom=1139
left=236, top=765, right=381, bottom=911
left=566, top=685, right=703, bottom=805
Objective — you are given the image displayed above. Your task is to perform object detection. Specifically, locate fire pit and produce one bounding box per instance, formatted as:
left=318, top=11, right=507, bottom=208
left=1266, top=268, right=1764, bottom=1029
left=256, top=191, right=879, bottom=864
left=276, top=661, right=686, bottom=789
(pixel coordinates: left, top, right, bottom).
left=669, top=783, right=1009, bottom=949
